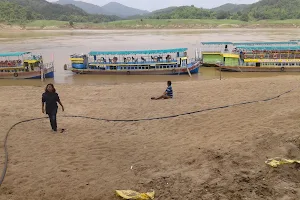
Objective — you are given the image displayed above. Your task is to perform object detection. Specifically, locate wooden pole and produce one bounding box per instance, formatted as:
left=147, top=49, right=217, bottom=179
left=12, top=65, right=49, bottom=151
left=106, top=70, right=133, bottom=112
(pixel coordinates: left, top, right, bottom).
left=41, top=64, right=44, bottom=82
left=187, top=66, right=192, bottom=77
left=219, top=65, right=222, bottom=80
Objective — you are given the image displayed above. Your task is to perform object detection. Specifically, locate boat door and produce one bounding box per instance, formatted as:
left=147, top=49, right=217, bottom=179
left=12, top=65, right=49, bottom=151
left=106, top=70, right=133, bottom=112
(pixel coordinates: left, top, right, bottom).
left=180, top=57, right=188, bottom=67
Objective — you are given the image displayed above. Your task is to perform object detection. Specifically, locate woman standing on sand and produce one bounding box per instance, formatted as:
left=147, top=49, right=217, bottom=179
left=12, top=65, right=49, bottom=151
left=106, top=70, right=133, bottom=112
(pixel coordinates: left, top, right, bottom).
left=42, top=83, right=64, bottom=132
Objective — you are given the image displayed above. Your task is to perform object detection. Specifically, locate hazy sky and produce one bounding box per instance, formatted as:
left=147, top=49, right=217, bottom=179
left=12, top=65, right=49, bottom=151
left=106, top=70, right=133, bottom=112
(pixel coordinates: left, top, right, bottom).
left=47, top=0, right=259, bottom=11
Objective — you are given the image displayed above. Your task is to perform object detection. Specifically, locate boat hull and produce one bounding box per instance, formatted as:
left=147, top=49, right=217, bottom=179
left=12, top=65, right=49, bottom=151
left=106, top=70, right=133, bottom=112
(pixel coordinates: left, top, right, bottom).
left=0, top=65, right=54, bottom=79
left=217, top=66, right=300, bottom=72
left=71, top=61, right=200, bottom=75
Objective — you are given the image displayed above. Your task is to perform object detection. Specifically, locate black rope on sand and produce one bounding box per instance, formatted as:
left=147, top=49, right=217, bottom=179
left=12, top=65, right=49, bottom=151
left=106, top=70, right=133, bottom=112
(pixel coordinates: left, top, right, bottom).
left=0, top=87, right=297, bottom=186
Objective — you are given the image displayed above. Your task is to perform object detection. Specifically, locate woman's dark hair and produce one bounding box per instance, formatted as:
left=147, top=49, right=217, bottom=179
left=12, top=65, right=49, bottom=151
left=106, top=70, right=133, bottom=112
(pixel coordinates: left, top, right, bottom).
left=45, top=83, right=56, bottom=93
left=167, top=81, right=172, bottom=86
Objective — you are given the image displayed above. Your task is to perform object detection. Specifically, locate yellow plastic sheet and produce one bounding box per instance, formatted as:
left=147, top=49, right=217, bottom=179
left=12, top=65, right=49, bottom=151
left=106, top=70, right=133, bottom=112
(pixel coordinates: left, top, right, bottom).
left=116, top=190, right=155, bottom=200
left=265, top=157, right=300, bottom=167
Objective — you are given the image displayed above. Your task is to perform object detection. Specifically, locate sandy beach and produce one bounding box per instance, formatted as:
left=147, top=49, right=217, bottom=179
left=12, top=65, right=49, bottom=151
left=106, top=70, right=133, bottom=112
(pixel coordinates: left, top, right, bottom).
left=0, top=76, right=300, bottom=199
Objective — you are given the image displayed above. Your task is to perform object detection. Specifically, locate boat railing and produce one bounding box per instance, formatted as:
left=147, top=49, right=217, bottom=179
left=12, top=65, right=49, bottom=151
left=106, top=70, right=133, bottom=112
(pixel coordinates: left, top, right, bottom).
left=88, top=59, right=178, bottom=65
left=241, top=52, right=300, bottom=60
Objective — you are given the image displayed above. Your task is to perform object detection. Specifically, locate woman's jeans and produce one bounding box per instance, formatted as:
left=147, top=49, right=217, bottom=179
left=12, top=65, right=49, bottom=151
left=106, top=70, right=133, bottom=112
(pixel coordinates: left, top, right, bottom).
left=48, top=109, right=57, bottom=131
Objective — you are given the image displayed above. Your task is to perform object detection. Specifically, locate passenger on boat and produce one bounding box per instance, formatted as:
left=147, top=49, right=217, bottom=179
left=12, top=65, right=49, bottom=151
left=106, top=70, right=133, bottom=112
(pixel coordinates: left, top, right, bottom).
left=141, top=57, right=146, bottom=62
left=109, top=58, right=112, bottom=63
left=166, top=55, right=171, bottom=62
left=101, top=57, right=107, bottom=63
left=224, top=45, right=229, bottom=52
left=123, top=57, right=127, bottom=63
left=42, top=83, right=65, bottom=132
left=113, top=57, right=118, bottom=63
left=151, top=81, right=173, bottom=100
left=157, top=55, right=163, bottom=62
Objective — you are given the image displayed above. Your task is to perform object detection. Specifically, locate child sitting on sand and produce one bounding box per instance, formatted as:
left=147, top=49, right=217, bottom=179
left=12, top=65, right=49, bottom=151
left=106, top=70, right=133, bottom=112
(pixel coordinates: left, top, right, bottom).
left=151, top=81, right=173, bottom=100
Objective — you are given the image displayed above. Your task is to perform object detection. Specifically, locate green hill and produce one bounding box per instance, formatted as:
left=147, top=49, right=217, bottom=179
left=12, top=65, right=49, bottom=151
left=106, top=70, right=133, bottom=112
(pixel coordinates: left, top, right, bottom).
left=0, top=0, right=119, bottom=24
left=247, top=0, right=300, bottom=20
left=148, top=6, right=213, bottom=19
left=211, top=3, right=249, bottom=12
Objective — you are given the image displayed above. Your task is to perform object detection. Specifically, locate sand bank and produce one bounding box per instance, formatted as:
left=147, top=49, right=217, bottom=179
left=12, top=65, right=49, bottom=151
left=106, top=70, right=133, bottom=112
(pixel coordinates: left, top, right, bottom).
left=0, top=76, right=300, bottom=199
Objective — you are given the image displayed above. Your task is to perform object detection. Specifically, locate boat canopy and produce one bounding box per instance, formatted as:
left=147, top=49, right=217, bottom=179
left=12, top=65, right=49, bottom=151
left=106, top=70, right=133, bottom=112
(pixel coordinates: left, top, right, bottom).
left=0, top=52, right=30, bottom=57
left=201, top=42, right=232, bottom=45
left=236, top=46, right=300, bottom=51
left=89, top=48, right=188, bottom=56
left=233, top=42, right=297, bottom=46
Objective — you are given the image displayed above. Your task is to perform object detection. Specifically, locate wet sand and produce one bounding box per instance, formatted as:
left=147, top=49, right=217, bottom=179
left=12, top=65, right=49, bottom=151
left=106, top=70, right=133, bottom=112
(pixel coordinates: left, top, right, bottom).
left=0, top=76, right=300, bottom=199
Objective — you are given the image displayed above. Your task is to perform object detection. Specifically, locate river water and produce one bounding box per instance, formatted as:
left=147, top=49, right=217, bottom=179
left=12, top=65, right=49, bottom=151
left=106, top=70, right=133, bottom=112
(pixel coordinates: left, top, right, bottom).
left=1, top=28, right=300, bottom=86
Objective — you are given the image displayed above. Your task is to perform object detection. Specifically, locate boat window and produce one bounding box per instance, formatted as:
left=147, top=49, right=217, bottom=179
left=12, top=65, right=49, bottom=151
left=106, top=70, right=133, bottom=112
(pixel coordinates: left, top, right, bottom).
left=135, top=67, right=137, bottom=69
left=120, top=67, right=123, bottom=70
left=131, top=67, right=134, bottom=70
left=139, top=67, right=141, bottom=69
left=142, top=67, right=144, bottom=69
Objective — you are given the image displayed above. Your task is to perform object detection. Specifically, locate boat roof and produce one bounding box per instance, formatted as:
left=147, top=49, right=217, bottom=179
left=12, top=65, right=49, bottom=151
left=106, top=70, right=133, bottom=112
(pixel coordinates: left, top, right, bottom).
left=233, top=42, right=297, bottom=46
left=201, top=42, right=233, bottom=45
left=236, top=46, right=300, bottom=51
left=0, top=52, right=30, bottom=57
left=89, top=48, right=188, bottom=56
left=200, top=41, right=298, bottom=46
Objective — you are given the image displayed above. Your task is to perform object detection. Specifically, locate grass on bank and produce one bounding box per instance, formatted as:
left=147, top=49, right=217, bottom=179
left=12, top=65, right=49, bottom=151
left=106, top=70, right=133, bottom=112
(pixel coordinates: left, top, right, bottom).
left=23, top=19, right=300, bottom=29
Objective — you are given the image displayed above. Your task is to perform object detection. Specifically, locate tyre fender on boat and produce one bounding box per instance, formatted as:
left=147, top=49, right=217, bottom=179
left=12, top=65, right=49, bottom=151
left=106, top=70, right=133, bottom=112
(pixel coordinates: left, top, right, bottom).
left=13, top=72, right=18, bottom=77
left=127, top=71, right=130, bottom=75
left=172, top=69, right=176, bottom=74
left=280, top=67, right=285, bottom=72
left=273, top=54, right=278, bottom=59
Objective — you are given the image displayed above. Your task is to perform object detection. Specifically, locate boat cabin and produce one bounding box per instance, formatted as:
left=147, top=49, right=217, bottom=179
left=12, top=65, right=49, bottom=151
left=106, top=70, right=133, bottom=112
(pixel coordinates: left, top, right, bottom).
left=70, top=48, right=190, bottom=71
left=0, top=52, right=43, bottom=73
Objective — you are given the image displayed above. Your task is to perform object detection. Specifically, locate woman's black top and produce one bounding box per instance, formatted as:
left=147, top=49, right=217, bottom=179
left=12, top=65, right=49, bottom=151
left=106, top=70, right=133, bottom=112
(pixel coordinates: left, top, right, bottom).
left=42, top=92, right=60, bottom=114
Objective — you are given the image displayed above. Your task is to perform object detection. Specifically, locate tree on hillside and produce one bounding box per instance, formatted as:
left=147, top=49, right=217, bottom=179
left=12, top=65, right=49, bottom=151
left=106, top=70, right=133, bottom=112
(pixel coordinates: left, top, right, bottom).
left=240, top=13, right=249, bottom=22
left=216, top=11, right=230, bottom=19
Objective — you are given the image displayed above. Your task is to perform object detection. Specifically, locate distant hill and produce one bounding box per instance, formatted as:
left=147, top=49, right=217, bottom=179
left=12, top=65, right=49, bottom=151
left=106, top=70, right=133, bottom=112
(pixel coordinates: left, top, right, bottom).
left=55, top=0, right=150, bottom=18
left=55, top=0, right=109, bottom=15
left=101, top=2, right=149, bottom=17
left=0, top=0, right=119, bottom=23
left=211, top=3, right=249, bottom=12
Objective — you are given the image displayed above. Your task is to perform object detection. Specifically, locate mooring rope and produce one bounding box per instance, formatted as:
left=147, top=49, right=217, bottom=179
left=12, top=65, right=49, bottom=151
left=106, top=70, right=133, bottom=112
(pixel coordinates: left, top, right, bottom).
left=0, top=86, right=297, bottom=186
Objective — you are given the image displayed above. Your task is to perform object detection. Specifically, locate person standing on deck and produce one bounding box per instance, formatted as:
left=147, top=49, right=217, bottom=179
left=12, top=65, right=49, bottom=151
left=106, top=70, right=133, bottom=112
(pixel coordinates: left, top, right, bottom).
left=42, top=83, right=64, bottom=132
left=151, top=81, right=173, bottom=100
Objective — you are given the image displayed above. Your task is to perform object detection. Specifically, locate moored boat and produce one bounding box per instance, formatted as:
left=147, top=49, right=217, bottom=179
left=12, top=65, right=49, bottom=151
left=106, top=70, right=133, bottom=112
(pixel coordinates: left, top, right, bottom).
left=200, top=41, right=298, bottom=68
left=0, top=52, right=54, bottom=79
left=217, top=45, right=300, bottom=72
left=65, top=48, right=200, bottom=76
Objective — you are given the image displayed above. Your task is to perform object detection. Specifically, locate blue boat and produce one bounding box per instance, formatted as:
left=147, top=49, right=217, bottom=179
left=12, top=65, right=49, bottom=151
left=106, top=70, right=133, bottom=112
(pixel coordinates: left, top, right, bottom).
left=0, top=52, right=54, bottom=79
left=66, top=48, right=200, bottom=75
